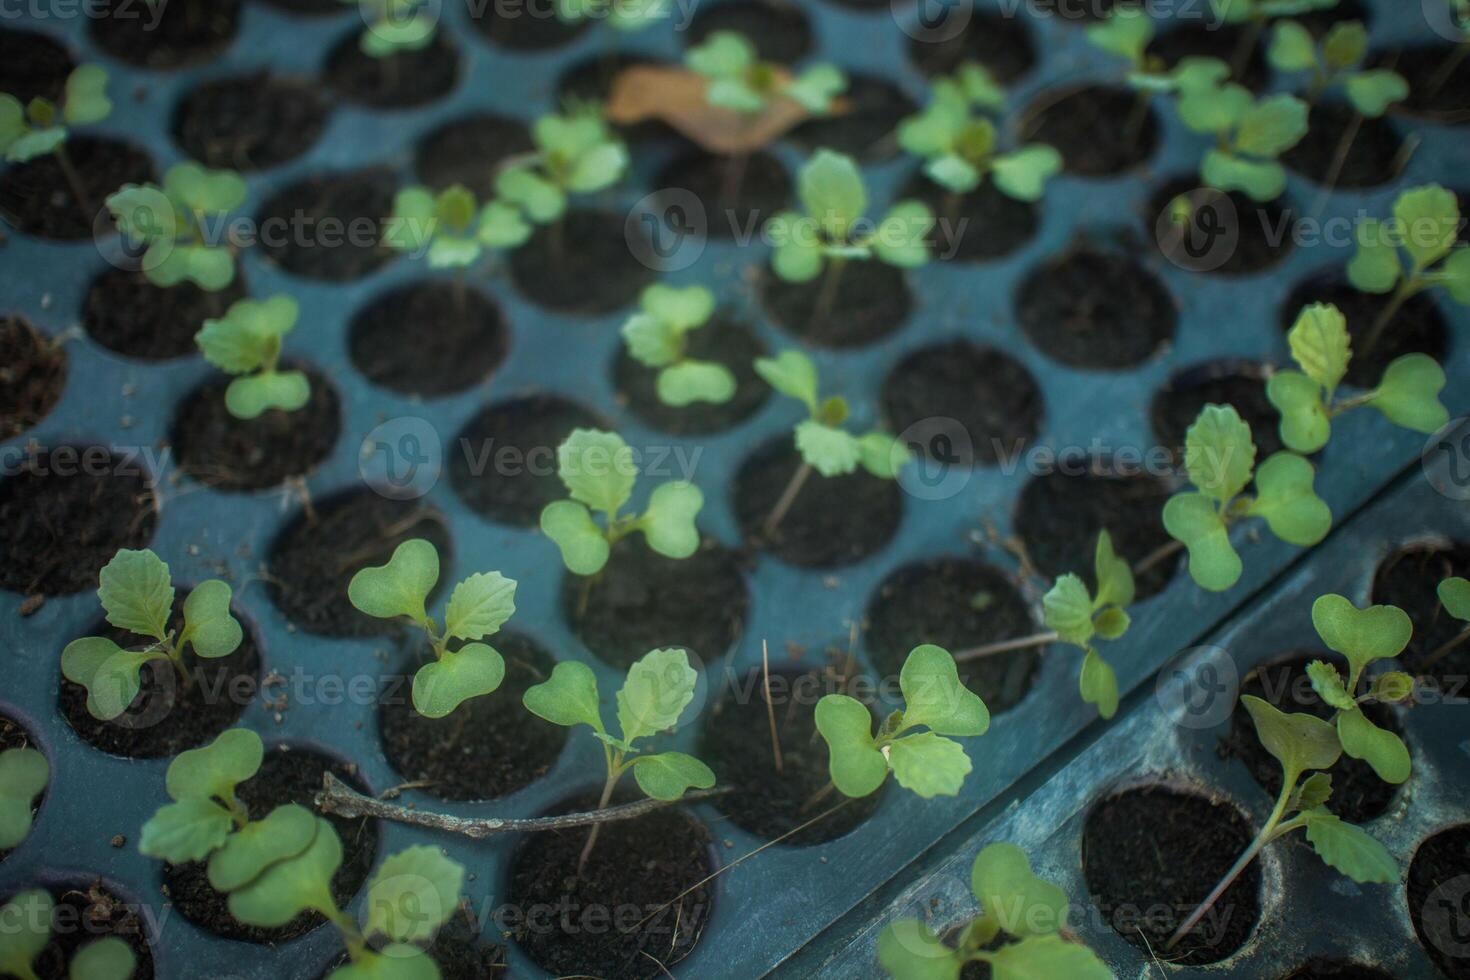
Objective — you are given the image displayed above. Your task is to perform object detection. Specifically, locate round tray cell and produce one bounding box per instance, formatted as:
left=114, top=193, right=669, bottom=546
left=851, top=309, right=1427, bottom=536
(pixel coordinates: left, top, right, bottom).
left=1374, top=45, right=1470, bottom=125
left=414, top=114, right=533, bottom=198
left=655, top=149, right=791, bottom=242
left=906, top=11, right=1036, bottom=83
left=685, top=0, right=813, bottom=63
left=901, top=170, right=1041, bottom=263
left=0, top=27, right=74, bottom=103
left=1, top=879, right=157, bottom=978
left=173, top=73, right=330, bottom=171
left=348, top=281, right=510, bottom=397
left=1296, top=0, right=1370, bottom=35
left=1371, top=542, right=1470, bottom=685
left=90, top=0, right=240, bottom=69
left=761, top=261, right=912, bottom=348
left=1019, top=85, right=1159, bottom=177
left=1280, top=959, right=1398, bottom=979
left=612, top=315, right=770, bottom=435
left=788, top=73, right=917, bottom=162
left=0, top=714, right=45, bottom=863
left=84, top=266, right=246, bottom=361
left=1281, top=103, right=1404, bottom=189
left=1147, top=21, right=1270, bottom=92
left=1408, top=824, right=1470, bottom=980
left=325, top=28, right=460, bottom=108
left=0, top=136, right=154, bottom=241
left=1278, top=273, right=1447, bottom=389
left=1151, top=360, right=1282, bottom=465
left=255, top=170, right=397, bottom=282
left=0, top=316, right=66, bottom=440
left=1144, top=178, right=1296, bottom=276
left=509, top=209, right=655, bottom=315
left=468, top=0, right=588, bottom=51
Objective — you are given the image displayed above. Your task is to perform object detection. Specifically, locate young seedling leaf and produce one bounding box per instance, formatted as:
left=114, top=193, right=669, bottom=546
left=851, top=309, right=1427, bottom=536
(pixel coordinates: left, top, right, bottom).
left=1346, top=218, right=1401, bottom=293
left=641, top=481, right=704, bottom=559
left=857, top=432, right=909, bottom=479
left=364, top=845, right=465, bottom=945
left=496, top=167, right=565, bottom=224
left=180, top=580, right=242, bottom=659
left=1310, top=594, right=1412, bottom=678
left=1093, top=529, right=1135, bottom=610
left=1441, top=577, right=1470, bottom=621
left=0, top=890, right=52, bottom=980
left=984, top=933, right=1113, bottom=980
left=1242, top=694, right=1341, bottom=784
left=1042, top=574, right=1095, bottom=648
left=764, top=211, right=824, bottom=282
left=799, top=149, right=867, bottom=241
left=62, top=65, right=111, bottom=125
left=1305, top=660, right=1356, bottom=711
left=138, top=798, right=235, bottom=863
left=1322, top=20, right=1367, bottom=69
left=1086, top=5, right=1154, bottom=63
left=886, top=732, right=972, bottom=798
left=876, top=919, right=958, bottom=980
left=1368, top=354, right=1450, bottom=434
left=1267, top=371, right=1331, bottom=454
left=795, top=420, right=863, bottom=477
left=59, top=637, right=153, bottom=721
left=657, top=360, right=738, bottom=406
left=521, top=660, right=604, bottom=733
left=165, top=727, right=263, bottom=802
left=814, top=695, right=888, bottom=798
left=1184, top=404, right=1256, bottom=503
left=347, top=539, right=439, bottom=628
left=1294, top=772, right=1333, bottom=810
left=870, top=201, right=935, bottom=268
left=643, top=283, right=715, bottom=331
left=228, top=818, right=342, bottom=928
left=206, top=803, right=317, bottom=892
left=0, top=748, right=47, bottom=850
left=1394, top=184, right=1460, bottom=271
left=196, top=295, right=299, bottom=374
left=1247, top=452, right=1331, bottom=547
left=412, top=643, right=506, bottom=719
left=1079, top=650, right=1119, bottom=719
left=1370, top=671, right=1415, bottom=704
left=98, top=549, right=173, bottom=641
left=1234, top=94, right=1309, bottom=157
left=444, top=573, right=516, bottom=642
left=631, top=751, right=717, bottom=800
left=970, top=843, right=1067, bottom=938
left=1345, top=71, right=1408, bottom=117
left=1301, top=810, right=1397, bottom=883
left=1286, top=302, right=1351, bottom=395
left=1202, top=150, right=1287, bottom=202
left=539, top=501, right=610, bottom=576
left=1337, top=707, right=1411, bottom=784
left=70, top=937, right=136, bottom=980
left=557, top=429, right=637, bottom=515
left=753, top=350, right=818, bottom=411
left=898, top=644, right=990, bottom=737
left=1267, top=20, right=1317, bottom=70
left=617, top=647, right=697, bottom=744
left=327, top=947, right=441, bottom=980
left=225, top=372, right=311, bottom=420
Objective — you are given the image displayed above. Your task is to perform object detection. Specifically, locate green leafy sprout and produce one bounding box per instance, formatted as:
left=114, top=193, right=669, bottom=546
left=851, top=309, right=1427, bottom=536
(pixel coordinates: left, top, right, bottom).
left=342, top=0, right=438, bottom=57
left=1267, top=20, right=1408, bottom=116
left=495, top=107, right=629, bottom=228
left=815, top=645, right=990, bottom=800
left=1162, top=404, right=1331, bottom=592
left=347, top=538, right=517, bottom=719
left=620, top=284, right=736, bottom=406
left=556, top=0, right=665, bottom=31
left=1087, top=5, right=1232, bottom=96
left=0, top=65, right=110, bottom=163
left=877, top=842, right=1111, bottom=980
left=0, top=747, right=47, bottom=851
left=138, top=729, right=464, bottom=980
left=897, top=61, right=1060, bottom=201
left=540, top=428, right=704, bottom=576
left=1267, top=302, right=1449, bottom=454
left=384, top=183, right=531, bottom=269
left=0, top=890, right=135, bottom=980
left=60, top=549, right=243, bottom=722
left=1174, top=76, right=1309, bottom=202
left=195, top=295, right=312, bottom=421
left=685, top=31, right=846, bottom=116
left=1041, top=531, right=1135, bottom=720
left=1209, top=0, right=1341, bottom=27
left=1422, top=576, right=1470, bottom=671
left=105, top=161, right=247, bottom=291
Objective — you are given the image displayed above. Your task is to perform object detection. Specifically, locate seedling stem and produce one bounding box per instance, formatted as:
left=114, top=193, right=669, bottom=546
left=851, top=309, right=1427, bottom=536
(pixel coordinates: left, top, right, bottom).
left=953, top=631, right=1059, bottom=662
left=763, top=460, right=813, bottom=537
left=1420, top=624, right=1470, bottom=671
left=53, top=143, right=92, bottom=213
left=762, top=640, right=785, bottom=774
left=813, top=255, right=848, bottom=326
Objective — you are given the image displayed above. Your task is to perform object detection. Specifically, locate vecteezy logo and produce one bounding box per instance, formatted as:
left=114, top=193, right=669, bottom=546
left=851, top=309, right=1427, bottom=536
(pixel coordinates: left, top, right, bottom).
left=1155, top=644, right=1239, bottom=729
left=625, top=188, right=707, bottom=272
left=1423, top=417, right=1470, bottom=502
left=360, top=417, right=442, bottom=501
left=1423, top=875, right=1470, bottom=958
left=899, top=0, right=972, bottom=43
left=1153, top=187, right=1240, bottom=273
left=1424, top=0, right=1470, bottom=42
left=895, top=416, right=974, bottom=501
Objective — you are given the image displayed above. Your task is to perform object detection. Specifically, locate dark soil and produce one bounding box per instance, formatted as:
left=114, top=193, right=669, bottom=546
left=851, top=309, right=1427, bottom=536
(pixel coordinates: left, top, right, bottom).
left=0, top=28, right=74, bottom=104
left=1374, top=45, right=1470, bottom=125
left=1028, top=0, right=1120, bottom=23
left=59, top=599, right=261, bottom=759
left=1278, top=274, right=1447, bottom=389
left=565, top=537, right=749, bottom=669
left=865, top=559, right=1040, bottom=713
left=1151, top=361, right=1283, bottom=464
left=1146, top=179, right=1295, bottom=275
left=0, top=715, right=41, bottom=863
left=1280, top=103, right=1404, bottom=189
left=1280, top=960, right=1396, bottom=980
left=255, top=170, right=397, bottom=281
left=881, top=340, right=1044, bottom=466
left=697, top=667, right=884, bottom=843
left=1296, top=0, right=1370, bottom=36
left=0, top=137, right=154, bottom=241
left=1014, top=462, right=1177, bottom=600
left=266, top=490, right=451, bottom=636
left=325, top=29, right=460, bottom=108
left=1371, top=542, right=1470, bottom=686
left=1015, top=247, right=1176, bottom=369
left=506, top=790, right=714, bottom=978
left=173, top=73, right=330, bottom=171
left=90, top=0, right=239, bottom=69
left=686, top=0, right=812, bottom=63
left=556, top=53, right=671, bottom=117
left=0, top=447, right=157, bottom=597
left=83, top=266, right=247, bottom=360
left=1147, top=22, right=1270, bottom=92
left=903, top=172, right=1041, bottom=262
left=655, top=150, right=791, bottom=241
left=789, top=74, right=916, bottom=162
left=734, top=438, right=904, bottom=568
left=467, top=0, right=588, bottom=51
left=259, top=0, right=345, bottom=12
left=321, top=907, right=509, bottom=979
left=1221, top=653, right=1403, bottom=823
left=348, top=282, right=510, bottom=396
left=761, top=261, right=912, bottom=348
left=162, top=747, right=380, bottom=943
left=15, top=881, right=156, bottom=979
left=1082, top=785, right=1261, bottom=965
left=613, top=316, right=770, bottom=434
left=1407, top=824, right=1470, bottom=980
left=509, top=210, right=655, bottom=315
left=1019, top=85, right=1158, bottom=177
left=906, top=11, right=1036, bottom=83
left=171, top=366, right=341, bottom=491
left=448, top=394, right=607, bottom=527
left=415, top=114, right=533, bottom=198
left=378, top=632, right=567, bottom=800
left=0, top=316, right=66, bottom=439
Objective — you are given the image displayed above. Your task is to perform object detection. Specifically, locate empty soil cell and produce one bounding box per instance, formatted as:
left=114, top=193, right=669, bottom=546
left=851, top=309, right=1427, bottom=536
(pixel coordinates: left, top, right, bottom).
left=1083, top=785, right=1262, bottom=965
left=0, top=447, right=158, bottom=597
left=1280, top=958, right=1397, bottom=979
left=1019, top=86, right=1158, bottom=177
left=0, top=28, right=73, bottom=103
left=348, top=282, right=510, bottom=397
left=3, top=880, right=156, bottom=979
left=881, top=340, right=1044, bottom=466
left=467, top=0, right=588, bottom=50
left=1376, top=45, right=1470, bottom=124
left=325, top=29, right=460, bottom=108
left=378, top=632, right=568, bottom=801
left=563, top=537, right=750, bottom=670
left=1221, top=654, right=1404, bottom=823
left=59, top=600, right=262, bottom=759
left=173, top=73, right=330, bottom=171
left=83, top=266, right=247, bottom=360
left=761, top=262, right=912, bottom=348
left=415, top=114, right=533, bottom=198
left=655, top=150, right=791, bottom=241
left=686, top=0, right=812, bottom=63
left=1372, top=542, right=1470, bottom=685
left=254, top=170, right=397, bottom=282
left=89, top=0, right=239, bottom=69
left=697, top=667, right=884, bottom=844
left=171, top=367, right=341, bottom=491
left=865, top=559, right=1040, bottom=713
left=1144, top=179, right=1296, bottom=275
left=734, top=438, right=904, bottom=568
left=0, top=136, right=154, bottom=241
left=0, top=316, right=66, bottom=439
left=1278, top=274, right=1447, bottom=389
left=1408, top=824, right=1470, bottom=979
left=266, top=490, right=452, bottom=636
left=509, top=210, right=655, bottom=315
left=906, top=11, right=1036, bottom=83
left=0, top=714, right=42, bottom=863
left=162, top=746, right=380, bottom=943
left=1015, top=247, right=1176, bottom=370
left=1147, top=21, right=1270, bottom=92
left=1151, top=361, right=1283, bottom=464
left=1014, top=463, right=1177, bottom=600
left=506, top=791, right=715, bottom=978
left=613, top=316, right=770, bottom=435
left=788, top=74, right=916, bottom=162
left=1280, top=103, right=1404, bottom=189
left=449, top=394, right=607, bottom=527
left=901, top=173, right=1040, bottom=262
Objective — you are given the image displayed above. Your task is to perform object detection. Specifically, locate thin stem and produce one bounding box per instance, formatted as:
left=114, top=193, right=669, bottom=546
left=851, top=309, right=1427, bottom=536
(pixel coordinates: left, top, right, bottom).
left=1419, top=624, right=1470, bottom=671
left=549, top=213, right=567, bottom=271
left=53, top=144, right=93, bottom=216
left=1124, top=90, right=1153, bottom=148
left=1428, top=41, right=1470, bottom=98
left=762, top=460, right=813, bottom=538
left=1133, top=538, right=1186, bottom=578
left=762, top=640, right=784, bottom=775
left=1310, top=111, right=1365, bottom=218
left=578, top=764, right=623, bottom=874
left=812, top=256, right=847, bottom=327
left=1230, top=19, right=1265, bottom=79
left=721, top=151, right=750, bottom=207
left=952, top=631, right=1059, bottom=663
left=1360, top=277, right=1420, bottom=361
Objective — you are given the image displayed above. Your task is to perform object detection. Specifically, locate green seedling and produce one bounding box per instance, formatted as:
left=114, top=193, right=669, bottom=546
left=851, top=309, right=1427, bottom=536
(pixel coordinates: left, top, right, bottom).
left=522, top=646, right=715, bottom=867
left=540, top=429, right=704, bottom=576
left=753, top=349, right=909, bottom=537
left=1208, top=0, right=1341, bottom=76
left=687, top=30, right=845, bottom=117
left=0, top=65, right=110, bottom=211
left=384, top=183, right=531, bottom=270
left=347, top=539, right=517, bottom=719
left=1167, top=693, right=1396, bottom=951
left=620, top=284, right=735, bottom=406
left=0, top=890, right=135, bottom=980
left=765, top=149, right=933, bottom=321
left=1163, top=404, right=1331, bottom=592
left=1175, top=78, right=1309, bottom=202
left=878, top=842, right=1111, bottom=980
left=342, top=0, right=437, bottom=58
left=106, top=162, right=247, bottom=291
left=196, top=295, right=311, bottom=421
left=0, top=748, right=47, bottom=851
left=1041, top=531, right=1135, bottom=720
left=815, top=645, right=989, bottom=800
left=898, top=61, right=1060, bottom=205
left=556, top=0, right=664, bottom=31
left=1268, top=20, right=1408, bottom=115
left=1417, top=577, right=1470, bottom=672
left=60, top=549, right=243, bottom=722
left=1347, top=184, right=1470, bottom=359
left=1267, top=302, right=1449, bottom=454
